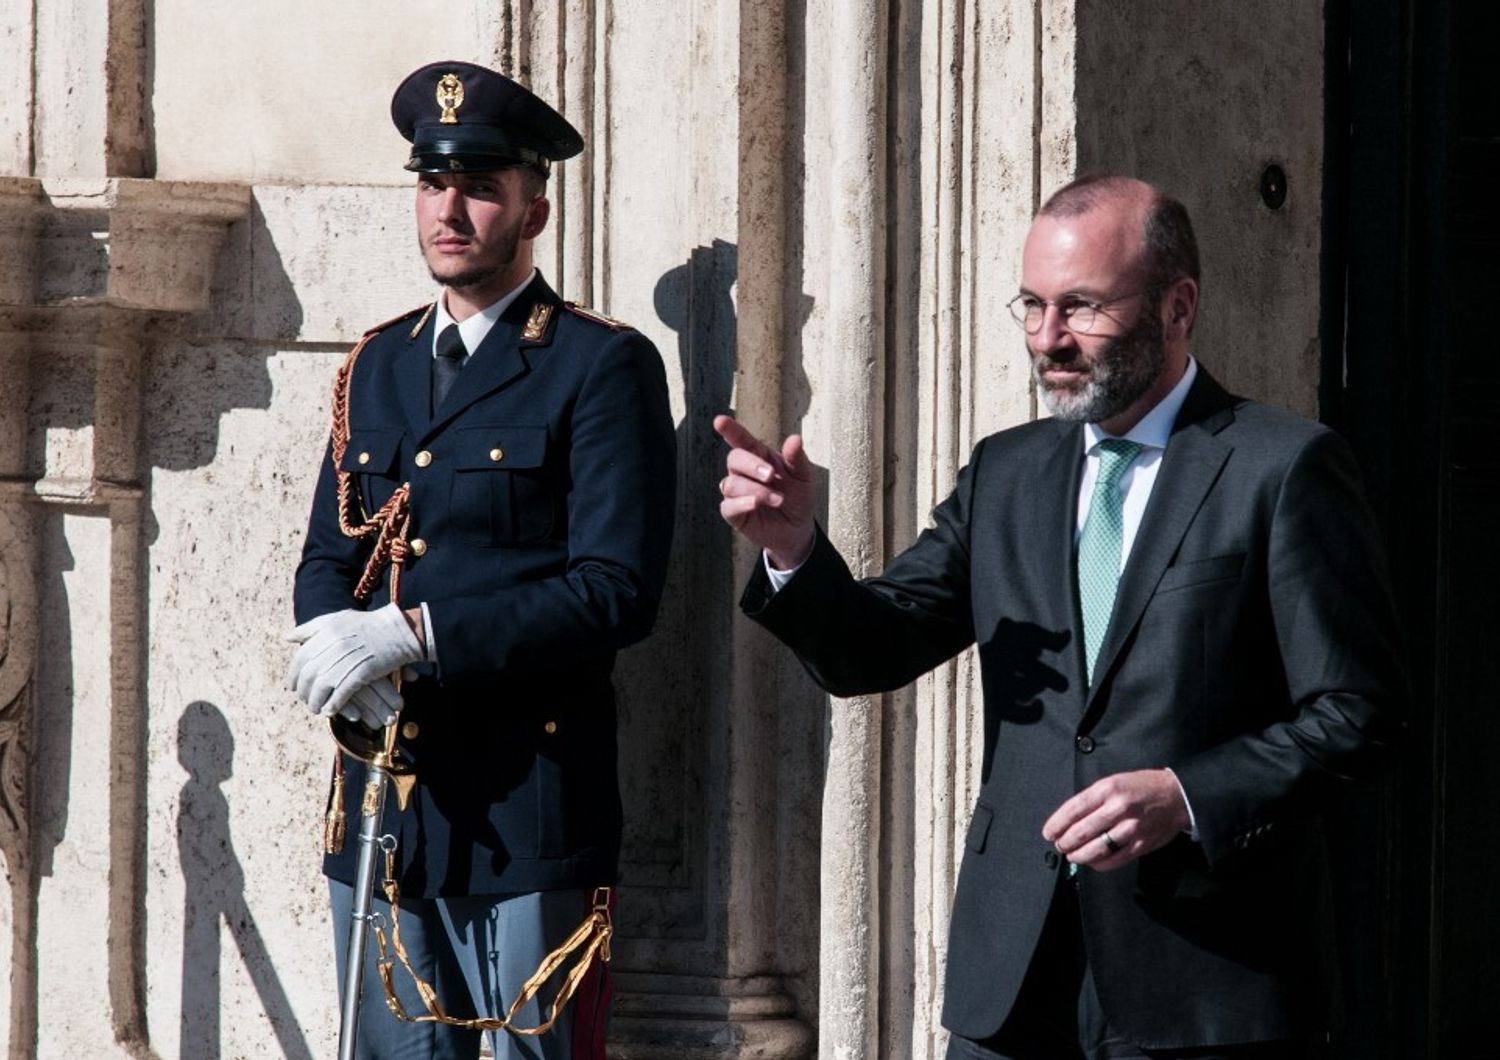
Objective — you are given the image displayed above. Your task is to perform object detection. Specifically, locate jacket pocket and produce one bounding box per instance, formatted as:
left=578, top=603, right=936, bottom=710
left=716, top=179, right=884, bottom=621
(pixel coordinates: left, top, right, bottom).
left=339, top=429, right=404, bottom=516
left=1155, top=552, right=1246, bottom=595
left=449, top=425, right=555, bottom=545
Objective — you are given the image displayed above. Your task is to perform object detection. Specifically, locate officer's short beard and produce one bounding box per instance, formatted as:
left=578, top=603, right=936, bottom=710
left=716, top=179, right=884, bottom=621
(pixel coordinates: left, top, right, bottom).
left=1033, top=294, right=1166, bottom=424
left=425, top=223, right=524, bottom=292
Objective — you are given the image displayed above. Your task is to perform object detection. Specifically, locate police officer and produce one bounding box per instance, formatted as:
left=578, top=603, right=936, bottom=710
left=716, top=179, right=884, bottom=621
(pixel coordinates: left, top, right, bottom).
left=287, top=60, right=676, bottom=1060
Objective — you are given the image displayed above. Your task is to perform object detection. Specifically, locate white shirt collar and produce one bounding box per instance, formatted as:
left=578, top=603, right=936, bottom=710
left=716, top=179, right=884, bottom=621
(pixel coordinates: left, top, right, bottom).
left=1083, top=356, right=1198, bottom=453
left=431, top=268, right=538, bottom=358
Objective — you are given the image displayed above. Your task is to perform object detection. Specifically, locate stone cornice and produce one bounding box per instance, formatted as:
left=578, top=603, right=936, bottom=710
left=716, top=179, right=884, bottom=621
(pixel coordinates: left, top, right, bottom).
left=0, top=177, right=249, bottom=315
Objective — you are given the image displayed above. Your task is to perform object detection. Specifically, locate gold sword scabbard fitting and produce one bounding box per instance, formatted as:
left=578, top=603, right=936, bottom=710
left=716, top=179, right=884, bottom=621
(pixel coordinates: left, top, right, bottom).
left=324, top=810, right=347, bottom=855
left=323, top=760, right=347, bottom=854
left=361, top=776, right=384, bottom=817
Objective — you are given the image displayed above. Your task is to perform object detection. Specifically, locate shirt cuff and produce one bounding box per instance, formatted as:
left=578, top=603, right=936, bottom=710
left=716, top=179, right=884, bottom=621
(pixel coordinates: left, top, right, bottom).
left=1164, top=767, right=1200, bottom=841
left=420, top=602, right=437, bottom=665
left=764, top=551, right=806, bottom=592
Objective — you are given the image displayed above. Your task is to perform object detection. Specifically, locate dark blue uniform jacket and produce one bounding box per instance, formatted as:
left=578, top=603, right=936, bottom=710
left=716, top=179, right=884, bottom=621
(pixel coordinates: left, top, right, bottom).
left=294, top=272, right=676, bottom=898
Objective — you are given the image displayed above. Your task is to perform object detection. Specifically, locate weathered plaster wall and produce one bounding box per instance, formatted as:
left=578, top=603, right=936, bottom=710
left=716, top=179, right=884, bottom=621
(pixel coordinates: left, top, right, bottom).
left=1073, top=0, right=1325, bottom=416
left=152, top=5, right=509, bottom=185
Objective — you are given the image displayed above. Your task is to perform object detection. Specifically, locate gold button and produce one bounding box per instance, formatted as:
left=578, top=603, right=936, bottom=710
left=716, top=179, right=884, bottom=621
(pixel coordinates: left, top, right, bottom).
left=414, top=450, right=433, bottom=468
left=489, top=448, right=504, bottom=462
left=410, top=538, right=428, bottom=556
left=401, top=722, right=420, bottom=739
left=543, top=721, right=557, bottom=734
left=357, top=451, right=371, bottom=465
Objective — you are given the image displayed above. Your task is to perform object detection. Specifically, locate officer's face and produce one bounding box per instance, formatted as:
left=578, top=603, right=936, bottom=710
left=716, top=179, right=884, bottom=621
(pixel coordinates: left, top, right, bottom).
left=415, top=170, right=549, bottom=295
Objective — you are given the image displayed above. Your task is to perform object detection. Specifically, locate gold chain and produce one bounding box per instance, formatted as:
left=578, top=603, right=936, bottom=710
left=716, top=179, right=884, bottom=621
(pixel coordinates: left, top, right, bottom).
left=374, top=843, right=613, bottom=1036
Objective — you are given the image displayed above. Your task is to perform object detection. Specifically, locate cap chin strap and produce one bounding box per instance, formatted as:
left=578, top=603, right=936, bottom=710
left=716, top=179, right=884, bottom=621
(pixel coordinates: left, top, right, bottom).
left=405, top=147, right=550, bottom=175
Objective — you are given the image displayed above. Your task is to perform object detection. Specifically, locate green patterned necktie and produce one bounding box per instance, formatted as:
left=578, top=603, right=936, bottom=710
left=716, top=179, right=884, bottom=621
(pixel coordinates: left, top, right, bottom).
left=1077, top=438, right=1143, bottom=683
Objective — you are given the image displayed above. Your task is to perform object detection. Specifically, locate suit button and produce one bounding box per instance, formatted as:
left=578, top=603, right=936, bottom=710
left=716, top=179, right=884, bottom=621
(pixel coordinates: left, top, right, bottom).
left=414, top=450, right=433, bottom=468
left=543, top=721, right=558, bottom=734
left=401, top=722, right=420, bottom=739
left=357, top=451, right=371, bottom=465
left=410, top=538, right=428, bottom=556
left=1075, top=735, right=1095, bottom=753
left=489, top=448, right=505, bottom=462
left=1044, top=850, right=1060, bottom=870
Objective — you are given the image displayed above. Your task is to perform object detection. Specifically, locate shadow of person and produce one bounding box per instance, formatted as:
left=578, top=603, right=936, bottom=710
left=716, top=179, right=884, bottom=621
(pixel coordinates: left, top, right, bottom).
left=177, top=701, right=314, bottom=1060
left=655, top=239, right=740, bottom=662
left=605, top=242, right=743, bottom=935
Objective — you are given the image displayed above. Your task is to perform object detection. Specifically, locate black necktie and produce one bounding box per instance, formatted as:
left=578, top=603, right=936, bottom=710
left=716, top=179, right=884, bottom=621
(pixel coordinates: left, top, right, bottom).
left=432, top=324, right=467, bottom=413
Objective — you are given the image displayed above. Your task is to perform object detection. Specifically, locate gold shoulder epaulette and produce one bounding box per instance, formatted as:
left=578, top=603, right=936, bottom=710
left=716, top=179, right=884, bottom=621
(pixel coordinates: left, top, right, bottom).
left=563, top=302, right=633, bottom=331
left=357, top=302, right=435, bottom=340
left=359, top=302, right=434, bottom=340
left=404, top=302, right=437, bottom=338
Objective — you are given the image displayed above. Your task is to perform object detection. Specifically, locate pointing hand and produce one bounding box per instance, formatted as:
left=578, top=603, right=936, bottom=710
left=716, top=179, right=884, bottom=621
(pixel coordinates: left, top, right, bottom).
left=712, top=415, right=817, bottom=569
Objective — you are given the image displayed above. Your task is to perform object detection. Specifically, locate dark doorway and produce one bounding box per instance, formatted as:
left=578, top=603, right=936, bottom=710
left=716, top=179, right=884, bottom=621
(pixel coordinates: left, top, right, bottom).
left=1323, top=2, right=1500, bottom=1057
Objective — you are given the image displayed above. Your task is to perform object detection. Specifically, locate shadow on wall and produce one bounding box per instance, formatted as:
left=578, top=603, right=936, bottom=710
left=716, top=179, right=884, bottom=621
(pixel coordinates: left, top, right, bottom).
left=609, top=241, right=742, bottom=935
left=611, top=239, right=821, bottom=948
left=177, top=701, right=314, bottom=1060
left=30, top=515, right=75, bottom=884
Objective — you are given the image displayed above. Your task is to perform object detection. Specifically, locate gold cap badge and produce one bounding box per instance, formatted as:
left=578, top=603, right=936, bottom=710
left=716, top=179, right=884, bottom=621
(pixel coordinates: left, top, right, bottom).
left=436, top=73, right=465, bottom=124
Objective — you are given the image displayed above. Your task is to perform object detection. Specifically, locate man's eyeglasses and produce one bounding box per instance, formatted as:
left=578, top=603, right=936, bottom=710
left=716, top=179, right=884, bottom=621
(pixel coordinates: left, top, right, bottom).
left=1005, top=292, right=1142, bottom=335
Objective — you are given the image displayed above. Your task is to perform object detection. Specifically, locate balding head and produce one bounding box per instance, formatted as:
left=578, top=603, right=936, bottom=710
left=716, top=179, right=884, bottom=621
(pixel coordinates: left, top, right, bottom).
left=1040, top=175, right=1200, bottom=302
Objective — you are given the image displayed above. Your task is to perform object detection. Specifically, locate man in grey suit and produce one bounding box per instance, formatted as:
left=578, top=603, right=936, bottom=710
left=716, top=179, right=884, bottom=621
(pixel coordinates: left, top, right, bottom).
left=714, top=176, right=1403, bottom=1059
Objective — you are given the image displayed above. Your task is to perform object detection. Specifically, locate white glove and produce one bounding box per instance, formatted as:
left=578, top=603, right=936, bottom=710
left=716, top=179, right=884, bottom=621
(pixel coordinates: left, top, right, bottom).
left=338, top=676, right=405, bottom=730
left=285, top=604, right=424, bottom=721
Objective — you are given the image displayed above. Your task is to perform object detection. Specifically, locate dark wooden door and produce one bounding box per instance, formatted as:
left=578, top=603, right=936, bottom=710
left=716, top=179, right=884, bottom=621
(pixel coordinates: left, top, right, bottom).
left=1324, top=2, right=1500, bottom=1057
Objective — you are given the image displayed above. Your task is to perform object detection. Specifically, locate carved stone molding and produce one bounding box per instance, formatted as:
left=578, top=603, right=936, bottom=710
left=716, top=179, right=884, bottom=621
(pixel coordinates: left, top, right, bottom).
left=27, top=178, right=250, bottom=315
left=611, top=973, right=815, bottom=1060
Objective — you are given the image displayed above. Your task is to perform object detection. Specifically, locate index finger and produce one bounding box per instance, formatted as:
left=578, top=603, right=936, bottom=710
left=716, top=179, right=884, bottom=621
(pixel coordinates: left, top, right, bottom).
left=713, top=415, right=782, bottom=466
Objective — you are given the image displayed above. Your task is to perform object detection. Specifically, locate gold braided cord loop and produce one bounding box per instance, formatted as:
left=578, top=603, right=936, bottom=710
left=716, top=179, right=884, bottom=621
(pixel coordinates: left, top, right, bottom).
left=329, top=337, right=412, bottom=604
left=374, top=844, right=613, bottom=1037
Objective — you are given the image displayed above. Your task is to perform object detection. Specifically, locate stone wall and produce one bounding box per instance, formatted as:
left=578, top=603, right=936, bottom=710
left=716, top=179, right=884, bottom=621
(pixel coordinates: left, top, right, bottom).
left=0, top=2, right=1325, bottom=1058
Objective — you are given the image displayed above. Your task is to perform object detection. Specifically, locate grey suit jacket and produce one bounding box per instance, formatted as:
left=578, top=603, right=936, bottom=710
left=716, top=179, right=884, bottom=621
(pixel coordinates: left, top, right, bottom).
left=742, top=368, right=1404, bottom=1049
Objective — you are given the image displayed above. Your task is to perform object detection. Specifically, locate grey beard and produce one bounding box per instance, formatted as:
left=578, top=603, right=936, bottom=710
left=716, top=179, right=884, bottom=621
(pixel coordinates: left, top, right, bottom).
left=1035, top=309, right=1165, bottom=424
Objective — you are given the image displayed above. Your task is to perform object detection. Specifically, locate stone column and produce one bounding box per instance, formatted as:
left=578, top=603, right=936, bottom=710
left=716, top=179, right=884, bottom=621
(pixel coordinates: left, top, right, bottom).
left=0, top=177, right=42, bottom=1060
left=511, top=2, right=817, bottom=1056
left=816, top=0, right=890, bottom=1058
left=31, top=0, right=153, bottom=178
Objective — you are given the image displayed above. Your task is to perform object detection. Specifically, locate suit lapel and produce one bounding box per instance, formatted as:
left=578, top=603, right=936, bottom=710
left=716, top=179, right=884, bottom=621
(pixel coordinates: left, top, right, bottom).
left=1085, top=370, right=1238, bottom=708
